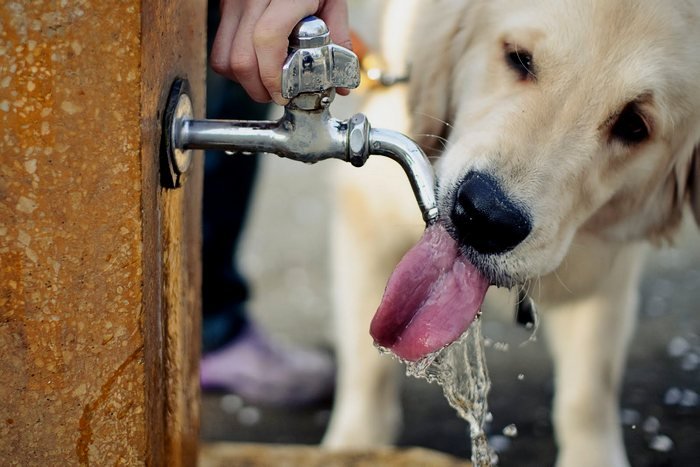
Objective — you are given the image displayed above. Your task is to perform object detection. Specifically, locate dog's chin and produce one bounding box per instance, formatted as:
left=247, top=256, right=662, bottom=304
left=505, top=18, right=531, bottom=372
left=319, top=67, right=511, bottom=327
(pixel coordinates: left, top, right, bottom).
left=440, top=221, right=520, bottom=287
left=441, top=222, right=547, bottom=288
left=460, top=246, right=526, bottom=288
left=459, top=237, right=575, bottom=291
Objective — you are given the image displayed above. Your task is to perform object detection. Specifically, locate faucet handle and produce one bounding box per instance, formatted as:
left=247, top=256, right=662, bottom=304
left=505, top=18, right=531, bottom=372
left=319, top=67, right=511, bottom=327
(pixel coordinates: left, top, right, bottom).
left=281, top=16, right=360, bottom=99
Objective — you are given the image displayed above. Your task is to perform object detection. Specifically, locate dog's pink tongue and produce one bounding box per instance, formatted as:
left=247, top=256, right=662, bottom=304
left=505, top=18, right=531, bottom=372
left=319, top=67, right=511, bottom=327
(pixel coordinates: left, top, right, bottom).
left=370, top=224, right=489, bottom=362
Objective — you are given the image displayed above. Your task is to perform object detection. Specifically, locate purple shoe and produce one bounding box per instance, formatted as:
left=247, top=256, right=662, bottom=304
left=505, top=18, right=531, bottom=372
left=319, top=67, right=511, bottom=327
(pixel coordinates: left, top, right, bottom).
left=200, top=325, right=335, bottom=407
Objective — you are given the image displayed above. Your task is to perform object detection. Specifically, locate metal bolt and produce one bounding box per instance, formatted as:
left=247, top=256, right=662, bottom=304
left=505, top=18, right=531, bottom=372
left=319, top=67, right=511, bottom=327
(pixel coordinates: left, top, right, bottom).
left=348, top=113, right=370, bottom=167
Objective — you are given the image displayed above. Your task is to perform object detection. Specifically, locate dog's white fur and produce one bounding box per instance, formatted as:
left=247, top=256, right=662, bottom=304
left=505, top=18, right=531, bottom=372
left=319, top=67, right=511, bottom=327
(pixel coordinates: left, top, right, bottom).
left=322, top=1, right=700, bottom=466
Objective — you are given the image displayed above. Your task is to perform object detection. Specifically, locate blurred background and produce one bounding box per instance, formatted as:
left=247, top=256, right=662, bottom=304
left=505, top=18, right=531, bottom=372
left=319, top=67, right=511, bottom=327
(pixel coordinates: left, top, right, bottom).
left=200, top=125, right=700, bottom=467
left=200, top=2, right=700, bottom=466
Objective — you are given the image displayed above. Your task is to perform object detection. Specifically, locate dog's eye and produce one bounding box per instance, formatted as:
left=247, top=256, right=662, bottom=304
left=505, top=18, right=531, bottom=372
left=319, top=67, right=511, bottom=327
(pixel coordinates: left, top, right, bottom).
left=505, top=48, right=535, bottom=81
left=610, top=104, right=649, bottom=145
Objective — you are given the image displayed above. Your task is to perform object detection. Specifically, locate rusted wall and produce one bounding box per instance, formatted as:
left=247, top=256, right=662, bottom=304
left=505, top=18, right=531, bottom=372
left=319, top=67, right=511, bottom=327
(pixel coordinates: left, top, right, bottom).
left=0, top=1, right=204, bottom=465
left=140, top=1, right=206, bottom=464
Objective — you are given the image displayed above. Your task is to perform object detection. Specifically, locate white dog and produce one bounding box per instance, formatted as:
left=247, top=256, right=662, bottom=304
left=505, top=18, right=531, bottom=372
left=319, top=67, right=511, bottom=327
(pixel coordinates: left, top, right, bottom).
left=321, top=1, right=700, bottom=466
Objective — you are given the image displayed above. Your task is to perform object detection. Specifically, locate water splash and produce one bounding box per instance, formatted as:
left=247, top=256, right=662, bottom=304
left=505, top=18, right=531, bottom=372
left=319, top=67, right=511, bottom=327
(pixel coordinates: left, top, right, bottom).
left=502, top=424, right=518, bottom=437
left=642, top=416, right=660, bottom=434
left=237, top=406, right=261, bottom=426
left=382, top=320, right=493, bottom=465
left=649, top=434, right=674, bottom=453
left=667, top=336, right=690, bottom=358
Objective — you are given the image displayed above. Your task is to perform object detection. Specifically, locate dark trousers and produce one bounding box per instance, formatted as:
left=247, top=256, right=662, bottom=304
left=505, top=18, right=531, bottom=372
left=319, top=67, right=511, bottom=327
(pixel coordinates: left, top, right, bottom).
left=202, top=5, right=269, bottom=353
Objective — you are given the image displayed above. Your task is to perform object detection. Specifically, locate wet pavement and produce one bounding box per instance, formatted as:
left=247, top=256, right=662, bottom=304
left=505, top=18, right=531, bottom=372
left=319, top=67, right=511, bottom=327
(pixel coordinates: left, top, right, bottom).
left=200, top=152, right=700, bottom=466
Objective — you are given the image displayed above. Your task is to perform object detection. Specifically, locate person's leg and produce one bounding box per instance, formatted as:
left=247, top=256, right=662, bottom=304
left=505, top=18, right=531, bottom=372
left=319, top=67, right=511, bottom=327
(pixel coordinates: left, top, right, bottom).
left=200, top=5, right=334, bottom=406
left=200, top=55, right=265, bottom=352
left=200, top=128, right=258, bottom=353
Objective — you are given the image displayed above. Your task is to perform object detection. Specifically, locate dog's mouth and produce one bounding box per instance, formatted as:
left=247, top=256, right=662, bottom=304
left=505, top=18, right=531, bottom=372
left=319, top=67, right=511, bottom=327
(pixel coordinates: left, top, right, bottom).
left=370, top=223, right=490, bottom=361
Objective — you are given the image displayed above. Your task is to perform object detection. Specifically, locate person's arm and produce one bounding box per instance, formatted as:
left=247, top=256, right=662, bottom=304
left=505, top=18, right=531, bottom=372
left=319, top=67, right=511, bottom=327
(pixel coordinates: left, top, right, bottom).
left=211, top=0, right=351, bottom=105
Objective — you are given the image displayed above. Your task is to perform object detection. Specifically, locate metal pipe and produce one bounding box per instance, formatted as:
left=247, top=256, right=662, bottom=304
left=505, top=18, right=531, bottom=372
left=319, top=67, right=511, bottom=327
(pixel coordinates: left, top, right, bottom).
left=179, top=106, right=349, bottom=165
left=369, top=128, right=438, bottom=225
left=174, top=110, right=438, bottom=225
left=181, top=119, right=283, bottom=154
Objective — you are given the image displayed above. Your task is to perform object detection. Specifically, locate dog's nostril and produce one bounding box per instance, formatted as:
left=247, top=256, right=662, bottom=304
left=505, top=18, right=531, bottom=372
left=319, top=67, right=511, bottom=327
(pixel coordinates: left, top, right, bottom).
left=451, top=171, right=532, bottom=254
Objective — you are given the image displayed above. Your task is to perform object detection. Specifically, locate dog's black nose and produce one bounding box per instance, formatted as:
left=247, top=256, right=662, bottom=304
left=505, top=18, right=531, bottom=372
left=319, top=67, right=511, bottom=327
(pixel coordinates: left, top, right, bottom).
left=451, top=172, right=531, bottom=254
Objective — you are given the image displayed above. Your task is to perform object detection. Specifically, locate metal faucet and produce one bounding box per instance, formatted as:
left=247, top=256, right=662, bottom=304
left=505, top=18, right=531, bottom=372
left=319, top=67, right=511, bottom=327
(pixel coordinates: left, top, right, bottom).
left=163, top=16, right=438, bottom=225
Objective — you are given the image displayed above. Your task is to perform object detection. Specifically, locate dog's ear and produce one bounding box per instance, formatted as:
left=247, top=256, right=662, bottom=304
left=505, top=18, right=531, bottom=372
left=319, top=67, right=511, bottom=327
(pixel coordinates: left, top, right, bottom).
left=408, top=1, right=479, bottom=153
left=689, top=144, right=700, bottom=225
left=642, top=140, right=699, bottom=241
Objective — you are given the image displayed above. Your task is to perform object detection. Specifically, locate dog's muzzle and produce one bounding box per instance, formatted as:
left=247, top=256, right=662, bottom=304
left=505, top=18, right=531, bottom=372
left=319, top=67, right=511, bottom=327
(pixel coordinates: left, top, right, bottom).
left=451, top=171, right=532, bottom=255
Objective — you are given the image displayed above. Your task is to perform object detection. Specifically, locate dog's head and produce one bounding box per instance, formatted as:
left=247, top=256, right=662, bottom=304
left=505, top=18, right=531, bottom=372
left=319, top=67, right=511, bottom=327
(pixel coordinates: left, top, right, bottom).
left=409, top=0, right=700, bottom=286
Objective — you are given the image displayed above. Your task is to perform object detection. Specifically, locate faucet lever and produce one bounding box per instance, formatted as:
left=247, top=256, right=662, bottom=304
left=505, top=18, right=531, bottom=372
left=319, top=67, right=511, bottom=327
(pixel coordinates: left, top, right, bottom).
left=282, top=16, right=360, bottom=100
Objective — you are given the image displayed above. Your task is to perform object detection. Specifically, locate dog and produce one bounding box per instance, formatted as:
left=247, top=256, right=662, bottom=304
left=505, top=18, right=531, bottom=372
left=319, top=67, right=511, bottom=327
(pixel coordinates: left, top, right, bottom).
left=321, top=1, right=700, bottom=466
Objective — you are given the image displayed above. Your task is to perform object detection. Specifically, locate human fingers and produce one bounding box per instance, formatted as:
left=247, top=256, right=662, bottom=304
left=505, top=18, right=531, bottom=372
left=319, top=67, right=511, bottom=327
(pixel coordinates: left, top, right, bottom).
left=210, top=0, right=243, bottom=80
left=228, top=0, right=275, bottom=102
left=254, top=0, right=325, bottom=105
left=318, top=0, right=351, bottom=51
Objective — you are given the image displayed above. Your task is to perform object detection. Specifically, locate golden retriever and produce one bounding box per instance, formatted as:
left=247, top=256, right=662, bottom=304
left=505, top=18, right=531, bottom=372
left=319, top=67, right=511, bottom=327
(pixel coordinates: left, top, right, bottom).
left=321, top=1, right=700, bottom=466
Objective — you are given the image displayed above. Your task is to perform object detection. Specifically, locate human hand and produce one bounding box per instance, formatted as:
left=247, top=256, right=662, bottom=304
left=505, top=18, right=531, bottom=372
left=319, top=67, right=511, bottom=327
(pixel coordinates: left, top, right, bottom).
left=211, top=0, right=352, bottom=105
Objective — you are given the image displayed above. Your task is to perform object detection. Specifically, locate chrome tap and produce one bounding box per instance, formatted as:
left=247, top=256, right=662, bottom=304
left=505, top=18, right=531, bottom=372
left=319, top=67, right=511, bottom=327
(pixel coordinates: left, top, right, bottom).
left=163, top=16, right=438, bottom=225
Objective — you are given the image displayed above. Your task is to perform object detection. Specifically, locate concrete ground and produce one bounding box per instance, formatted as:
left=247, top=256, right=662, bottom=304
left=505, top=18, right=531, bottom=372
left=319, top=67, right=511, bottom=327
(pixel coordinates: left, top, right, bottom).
left=200, top=146, right=700, bottom=466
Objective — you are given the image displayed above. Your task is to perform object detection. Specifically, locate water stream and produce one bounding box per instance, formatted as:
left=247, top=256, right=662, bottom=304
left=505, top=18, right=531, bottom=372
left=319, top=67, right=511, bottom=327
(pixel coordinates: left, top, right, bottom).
left=381, top=319, right=494, bottom=465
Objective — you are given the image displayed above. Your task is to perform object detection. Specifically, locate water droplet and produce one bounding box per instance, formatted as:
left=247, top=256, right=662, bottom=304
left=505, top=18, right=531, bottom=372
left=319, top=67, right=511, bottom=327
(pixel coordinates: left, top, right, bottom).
left=502, top=423, right=518, bottom=437
left=679, top=389, right=699, bottom=408
left=664, top=387, right=683, bottom=405
left=517, top=373, right=525, bottom=381
left=494, top=342, right=510, bottom=352
left=220, top=394, right=243, bottom=414
left=489, top=434, right=511, bottom=453
left=664, top=387, right=682, bottom=406
left=667, top=336, right=690, bottom=358
left=237, top=406, right=261, bottom=426
left=681, top=352, right=699, bottom=371
left=649, top=434, right=674, bottom=453
left=620, top=408, right=640, bottom=426
left=484, top=412, right=494, bottom=423
left=642, top=416, right=660, bottom=434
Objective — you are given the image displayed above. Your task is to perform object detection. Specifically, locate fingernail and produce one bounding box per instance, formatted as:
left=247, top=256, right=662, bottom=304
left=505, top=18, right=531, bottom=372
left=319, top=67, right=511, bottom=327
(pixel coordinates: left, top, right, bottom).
left=272, top=92, right=288, bottom=106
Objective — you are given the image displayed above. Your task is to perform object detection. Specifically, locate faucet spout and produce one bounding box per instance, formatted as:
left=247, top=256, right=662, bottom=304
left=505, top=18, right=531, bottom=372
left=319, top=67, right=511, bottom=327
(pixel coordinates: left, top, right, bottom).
left=369, top=128, right=438, bottom=225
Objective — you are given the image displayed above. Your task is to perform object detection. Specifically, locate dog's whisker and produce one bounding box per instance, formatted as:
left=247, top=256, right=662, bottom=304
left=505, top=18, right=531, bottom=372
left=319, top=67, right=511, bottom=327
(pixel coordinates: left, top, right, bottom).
left=413, top=111, right=454, bottom=129
left=416, top=133, right=450, bottom=152
left=514, top=44, right=537, bottom=80
left=553, top=269, right=573, bottom=294
left=418, top=133, right=450, bottom=144
left=418, top=133, right=448, bottom=144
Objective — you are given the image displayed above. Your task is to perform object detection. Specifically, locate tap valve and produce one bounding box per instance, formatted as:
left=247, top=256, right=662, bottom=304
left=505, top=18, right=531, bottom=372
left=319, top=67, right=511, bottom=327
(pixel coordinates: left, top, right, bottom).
left=281, top=16, right=360, bottom=103
left=162, top=16, right=437, bottom=225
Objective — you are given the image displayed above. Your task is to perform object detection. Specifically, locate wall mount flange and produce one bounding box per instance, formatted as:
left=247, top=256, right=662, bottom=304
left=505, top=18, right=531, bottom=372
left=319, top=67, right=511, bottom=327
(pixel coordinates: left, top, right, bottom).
left=161, top=78, right=194, bottom=189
